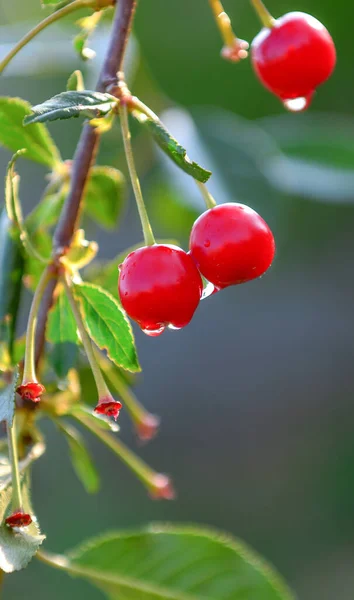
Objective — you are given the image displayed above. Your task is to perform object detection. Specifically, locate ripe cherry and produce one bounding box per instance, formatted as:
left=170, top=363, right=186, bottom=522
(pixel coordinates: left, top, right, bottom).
left=251, top=12, right=336, bottom=110
left=118, top=244, right=203, bottom=336
left=189, top=203, right=275, bottom=289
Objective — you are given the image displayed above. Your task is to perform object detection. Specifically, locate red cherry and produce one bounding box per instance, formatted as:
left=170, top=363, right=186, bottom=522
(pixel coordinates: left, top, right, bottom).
left=251, top=12, right=336, bottom=109
left=189, top=203, right=275, bottom=289
left=118, top=244, right=203, bottom=336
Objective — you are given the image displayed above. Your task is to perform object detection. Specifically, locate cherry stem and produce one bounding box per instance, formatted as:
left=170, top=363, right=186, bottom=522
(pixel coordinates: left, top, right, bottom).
left=0, top=0, right=104, bottom=75
left=23, top=266, right=53, bottom=384
left=62, top=275, right=111, bottom=400
left=250, top=0, right=275, bottom=28
left=209, top=0, right=239, bottom=47
left=74, top=410, right=158, bottom=490
left=120, top=104, right=155, bottom=246
left=196, top=181, right=217, bottom=210
left=7, top=417, right=23, bottom=512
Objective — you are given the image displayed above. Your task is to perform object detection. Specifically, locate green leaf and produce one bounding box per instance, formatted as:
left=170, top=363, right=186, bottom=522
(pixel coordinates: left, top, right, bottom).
left=0, top=447, right=45, bottom=573
left=24, top=91, right=118, bottom=125
left=133, top=111, right=211, bottom=183
left=41, top=525, right=294, bottom=599
left=0, top=368, right=19, bottom=427
left=56, top=421, right=100, bottom=493
left=0, top=97, right=61, bottom=168
left=67, top=70, right=85, bottom=92
left=47, top=288, right=79, bottom=379
left=84, top=166, right=125, bottom=229
left=73, top=282, right=140, bottom=372
left=0, top=476, right=45, bottom=573
left=25, top=185, right=67, bottom=236
left=0, top=208, right=25, bottom=364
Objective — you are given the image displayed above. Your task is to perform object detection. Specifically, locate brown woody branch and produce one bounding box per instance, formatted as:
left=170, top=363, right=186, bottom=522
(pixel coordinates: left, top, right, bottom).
left=35, top=0, right=137, bottom=360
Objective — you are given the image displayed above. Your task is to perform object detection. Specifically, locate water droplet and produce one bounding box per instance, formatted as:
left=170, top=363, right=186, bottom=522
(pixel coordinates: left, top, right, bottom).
left=201, top=281, right=216, bottom=299
left=168, top=324, right=182, bottom=331
left=142, top=325, right=165, bottom=337
left=282, top=94, right=313, bottom=113
left=204, top=239, right=210, bottom=248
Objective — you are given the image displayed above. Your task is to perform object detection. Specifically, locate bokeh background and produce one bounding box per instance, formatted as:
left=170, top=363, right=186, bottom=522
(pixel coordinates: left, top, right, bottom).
left=1, top=0, right=354, bottom=598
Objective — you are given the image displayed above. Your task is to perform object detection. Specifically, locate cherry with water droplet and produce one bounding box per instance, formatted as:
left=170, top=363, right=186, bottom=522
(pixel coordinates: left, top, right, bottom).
left=118, top=244, right=203, bottom=335
left=251, top=12, right=336, bottom=109
left=189, top=203, right=275, bottom=289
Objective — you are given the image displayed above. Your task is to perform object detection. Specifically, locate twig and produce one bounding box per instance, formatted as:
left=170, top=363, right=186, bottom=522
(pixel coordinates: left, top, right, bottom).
left=34, top=0, right=137, bottom=359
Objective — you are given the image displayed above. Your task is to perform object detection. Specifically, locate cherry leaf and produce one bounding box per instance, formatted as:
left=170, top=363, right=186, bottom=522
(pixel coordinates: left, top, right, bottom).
left=23, top=91, right=117, bottom=125
left=73, top=282, right=140, bottom=372
left=39, top=525, right=294, bottom=599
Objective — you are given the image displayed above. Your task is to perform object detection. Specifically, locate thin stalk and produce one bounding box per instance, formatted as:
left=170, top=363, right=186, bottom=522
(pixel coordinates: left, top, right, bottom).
left=74, top=411, right=157, bottom=487
left=209, top=0, right=238, bottom=47
left=23, top=267, right=53, bottom=383
left=250, top=0, right=275, bottom=28
left=0, top=0, right=99, bottom=74
left=196, top=181, right=217, bottom=210
left=120, top=104, right=155, bottom=246
left=62, top=275, right=110, bottom=399
left=7, top=417, right=23, bottom=511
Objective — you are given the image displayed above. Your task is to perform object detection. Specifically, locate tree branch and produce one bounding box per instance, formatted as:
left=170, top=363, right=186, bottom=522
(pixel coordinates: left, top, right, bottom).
left=53, top=0, right=137, bottom=254
left=35, top=0, right=137, bottom=358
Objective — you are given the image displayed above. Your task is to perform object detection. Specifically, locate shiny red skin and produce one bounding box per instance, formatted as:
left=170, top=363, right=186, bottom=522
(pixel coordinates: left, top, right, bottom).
left=118, top=244, right=203, bottom=334
left=189, top=203, right=275, bottom=289
left=251, top=12, right=336, bottom=101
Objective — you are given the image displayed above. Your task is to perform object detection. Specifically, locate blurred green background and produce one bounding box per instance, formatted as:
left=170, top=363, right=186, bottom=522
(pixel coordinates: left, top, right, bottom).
left=1, top=0, right=354, bottom=598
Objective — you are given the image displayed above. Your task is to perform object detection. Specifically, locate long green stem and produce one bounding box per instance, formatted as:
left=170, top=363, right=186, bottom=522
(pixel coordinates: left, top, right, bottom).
left=196, top=181, right=217, bottom=210
left=74, top=410, right=157, bottom=488
left=120, top=104, right=155, bottom=246
left=250, top=0, right=275, bottom=28
left=62, top=276, right=110, bottom=399
left=0, top=0, right=99, bottom=74
left=7, top=417, right=23, bottom=511
left=23, top=267, right=53, bottom=383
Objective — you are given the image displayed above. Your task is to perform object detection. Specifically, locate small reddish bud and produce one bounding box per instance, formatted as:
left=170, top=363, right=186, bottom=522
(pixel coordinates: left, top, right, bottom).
left=16, top=382, right=45, bottom=403
left=149, top=474, right=176, bottom=501
left=135, top=414, right=160, bottom=443
left=221, top=39, right=249, bottom=62
left=94, top=398, right=122, bottom=421
left=5, top=511, right=32, bottom=528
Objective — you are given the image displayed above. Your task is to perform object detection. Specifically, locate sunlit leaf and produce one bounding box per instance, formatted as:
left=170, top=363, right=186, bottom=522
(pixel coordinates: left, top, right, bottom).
left=73, top=282, right=140, bottom=372
left=56, top=421, right=100, bottom=493
left=133, top=110, right=211, bottom=183
left=84, top=166, right=125, bottom=230
left=47, top=288, right=79, bottom=379
left=40, top=525, right=294, bottom=599
left=0, top=97, right=61, bottom=167
left=24, top=91, right=117, bottom=125
left=0, top=368, right=19, bottom=427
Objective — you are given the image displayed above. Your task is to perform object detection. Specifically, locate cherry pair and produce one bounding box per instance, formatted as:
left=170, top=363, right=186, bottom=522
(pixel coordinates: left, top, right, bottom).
left=118, top=203, right=275, bottom=336
left=251, top=11, right=336, bottom=110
